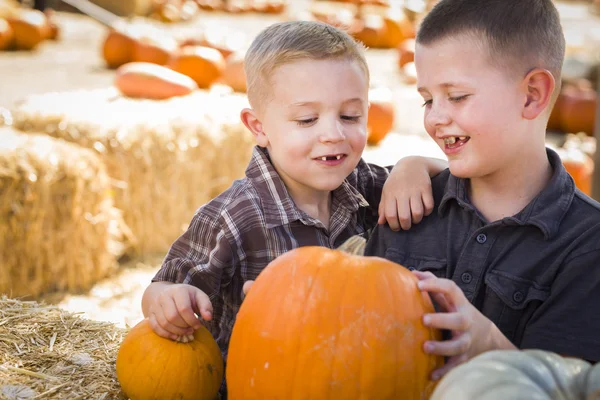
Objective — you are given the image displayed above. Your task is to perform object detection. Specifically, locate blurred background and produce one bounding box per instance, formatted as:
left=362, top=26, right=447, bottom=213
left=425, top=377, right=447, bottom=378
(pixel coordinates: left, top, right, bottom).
left=1, top=0, right=599, bottom=328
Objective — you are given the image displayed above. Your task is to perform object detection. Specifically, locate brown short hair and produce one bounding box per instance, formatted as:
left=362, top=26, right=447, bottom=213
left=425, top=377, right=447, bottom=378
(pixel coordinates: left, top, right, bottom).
left=417, top=0, right=565, bottom=96
left=244, top=20, right=369, bottom=110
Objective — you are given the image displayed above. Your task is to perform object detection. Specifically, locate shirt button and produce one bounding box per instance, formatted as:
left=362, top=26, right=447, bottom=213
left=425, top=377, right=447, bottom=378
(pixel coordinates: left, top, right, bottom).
left=476, top=233, right=487, bottom=244
left=408, top=266, right=416, bottom=271
left=513, top=291, right=524, bottom=303
left=461, top=272, right=472, bottom=284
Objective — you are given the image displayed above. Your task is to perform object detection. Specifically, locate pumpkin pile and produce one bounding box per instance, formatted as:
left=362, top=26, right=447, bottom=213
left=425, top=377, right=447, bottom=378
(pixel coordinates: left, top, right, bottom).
left=116, top=318, right=224, bottom=400
left=226, top=236, right=443, bottom=399
left=308, top=2, right=416, bottom=50
left=0, top=6, right=60, bottom=51
left=195, top=0, right=286, bottom=14
left=103, top=21, right=249, bottom=99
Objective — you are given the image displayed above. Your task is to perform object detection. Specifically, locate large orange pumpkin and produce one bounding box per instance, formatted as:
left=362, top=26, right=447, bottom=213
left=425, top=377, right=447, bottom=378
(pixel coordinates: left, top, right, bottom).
left=227, top=236, right=443, bottom=399
left=116, top=318, right=224, bottom=400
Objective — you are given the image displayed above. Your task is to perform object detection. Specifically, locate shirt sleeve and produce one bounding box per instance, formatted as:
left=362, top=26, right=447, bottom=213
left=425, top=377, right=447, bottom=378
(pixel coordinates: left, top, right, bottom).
left=520, top=248, right=600, bottom=362
left=152, top=206, right=234, bottom=301
left=352, top=158, right=392, bottom=211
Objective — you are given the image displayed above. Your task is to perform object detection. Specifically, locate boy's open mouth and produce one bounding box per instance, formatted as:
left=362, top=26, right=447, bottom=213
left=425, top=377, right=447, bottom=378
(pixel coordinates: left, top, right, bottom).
left=443, top=136, right=470, bottom=149
left=314, top=154, right=346, bottom=161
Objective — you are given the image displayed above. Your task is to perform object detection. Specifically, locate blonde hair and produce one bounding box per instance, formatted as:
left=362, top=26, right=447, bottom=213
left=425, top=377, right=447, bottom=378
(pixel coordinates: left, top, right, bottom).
left=244, top=20, right=369, bottom=110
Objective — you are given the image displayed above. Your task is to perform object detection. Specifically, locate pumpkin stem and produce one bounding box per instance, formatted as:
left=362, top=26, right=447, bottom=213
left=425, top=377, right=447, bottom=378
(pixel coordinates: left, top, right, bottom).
left=337, top=235, right=366, bottom=256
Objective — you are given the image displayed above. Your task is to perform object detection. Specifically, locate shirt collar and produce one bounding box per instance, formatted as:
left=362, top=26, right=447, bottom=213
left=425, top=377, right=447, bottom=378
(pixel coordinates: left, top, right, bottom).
left=438, top=147, right=574, bottom=239
left=245, top=146, right=370, bottom=229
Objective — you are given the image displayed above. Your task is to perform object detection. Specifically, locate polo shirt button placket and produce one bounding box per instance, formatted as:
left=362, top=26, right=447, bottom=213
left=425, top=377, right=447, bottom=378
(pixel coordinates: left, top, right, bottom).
left=476, top=233, right=487, bottom=244
left=513, top=291, right=524, bottom=303
left=461, top=272, right=472, bottom=284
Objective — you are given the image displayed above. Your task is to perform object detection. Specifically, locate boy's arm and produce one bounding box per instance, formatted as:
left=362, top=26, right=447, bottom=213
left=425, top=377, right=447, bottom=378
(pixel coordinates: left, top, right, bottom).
left=519, top=249, right=600, bottom=363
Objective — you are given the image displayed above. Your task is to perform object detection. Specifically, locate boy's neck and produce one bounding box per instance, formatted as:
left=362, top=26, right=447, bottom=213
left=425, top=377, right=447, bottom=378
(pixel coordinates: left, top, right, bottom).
left=468, top=148, right=553, bottom=223
left=288, top=188, right=333, bottom=230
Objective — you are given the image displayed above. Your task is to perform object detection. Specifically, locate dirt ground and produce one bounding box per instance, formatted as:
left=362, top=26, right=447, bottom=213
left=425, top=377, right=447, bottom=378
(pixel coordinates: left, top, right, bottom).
left=2, top=0, right=600, bottom=328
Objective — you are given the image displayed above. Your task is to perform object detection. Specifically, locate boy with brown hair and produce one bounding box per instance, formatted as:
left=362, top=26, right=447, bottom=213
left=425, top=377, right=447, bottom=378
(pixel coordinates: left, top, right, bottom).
left=365, top=0, right=600, bottom=381
left=141, top=20, right=447, bottom=365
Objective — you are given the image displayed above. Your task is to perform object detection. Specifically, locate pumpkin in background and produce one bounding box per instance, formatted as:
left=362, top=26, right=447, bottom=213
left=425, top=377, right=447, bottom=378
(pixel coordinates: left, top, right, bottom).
left=116, top=318, right=223, bottom=400
left=431, top=349, right=600, bottom=400
left=557, top=135, right=595, bottom=196
left=6, top=9, right=47, bottom=50
left=0, top=18, right=14, bottom=50
left=227, top=236, right=443, bottom=400
left=367, top=86, right=395, bottom=145
left=102, top=23, right=139, bottom=69
left=132, top=34, right=177, bottom=65
left=546, top=91, right=564, bottom=131
left=169, top=45, right=225, bottom=89
left=380, top=10, right=415, bottom=48
left=115, top=61, right=198, bottom=100
left=397, top=38, right=415, bottom=69
left=559, top=79, right=597, bottom=136
left=222, top=50, right=247, bottom=93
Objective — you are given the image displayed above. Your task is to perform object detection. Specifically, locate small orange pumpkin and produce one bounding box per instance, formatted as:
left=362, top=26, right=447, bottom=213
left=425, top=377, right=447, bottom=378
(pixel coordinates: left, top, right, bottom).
left=559, top=80, right=597, bottom=136
left=168, top=45, right=225, bottom=89
left=0, top=18, right=15, bottom=50
left=115, top=62, right=198, bottom=99
left=398, top=38, right=416, bottom=69
left=222, top=50, right=247, bottom=93
left=116, top=318, right=223, bottom=400
left=6, top=9, right=47, bottom=50
left=227, top=237, right=443, bottom=399
left=367, top=86, right=396, bottom=145
left=132, top=34, right=177, bottom=66
left=102, top=24, right=138, bottom=69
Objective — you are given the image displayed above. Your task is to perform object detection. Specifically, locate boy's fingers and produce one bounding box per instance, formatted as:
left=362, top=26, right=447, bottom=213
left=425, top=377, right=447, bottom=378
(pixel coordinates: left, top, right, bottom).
left=149, top=313, right=189, bottom=339
left=412, top=270, right=436, bottom=280
left=424, top=333, right=471, bottom=357
left=397, top=200, right=412, bottom=231
left=159, top=296, right=191, bottom=329
left=384, top=198, right=401, bottom=231
left=410, top=195, right=424, bottom=225
left=194, top=290, right=213, bottom=321
left=378, top=200, right=385, bottom=224
left=417, top=278, right=467, bottom=306
left=431, top=354, right=468, bottom=381
left=242, top=280, right=254, bottom=296
left=173, top=294, right=202, bottom=330
left=423, top=312, right=470, bottom=331
left=148, top=316, right=176, bottom=340
left=422, top=191, right=435, bottom=216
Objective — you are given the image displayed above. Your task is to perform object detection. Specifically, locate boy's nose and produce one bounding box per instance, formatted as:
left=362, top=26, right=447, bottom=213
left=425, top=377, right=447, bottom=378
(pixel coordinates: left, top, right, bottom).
left=319, top=119, right=346, bottom=143
left=425, top=104, right=452, bottom=127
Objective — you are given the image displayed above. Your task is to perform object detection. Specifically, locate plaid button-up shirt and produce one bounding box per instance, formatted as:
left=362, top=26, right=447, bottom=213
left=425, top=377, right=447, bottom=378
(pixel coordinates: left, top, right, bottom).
left=153, top=146, right=390, bottom=358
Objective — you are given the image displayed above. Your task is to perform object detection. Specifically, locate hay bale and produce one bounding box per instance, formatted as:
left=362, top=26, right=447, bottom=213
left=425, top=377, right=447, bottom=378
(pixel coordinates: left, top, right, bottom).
left=0, top=128, right=123, bottom=299
left=11, top=86, right=254, bottom=257
left=0, top=296, right=128, bottom=399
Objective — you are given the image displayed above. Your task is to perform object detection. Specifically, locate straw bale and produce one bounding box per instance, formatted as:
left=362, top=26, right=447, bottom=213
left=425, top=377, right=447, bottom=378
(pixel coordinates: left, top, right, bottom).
left=0, top=128, right=123, bottom=299
left=11, top=86, right=254, bottom=258
left=0, top=295, right=128, bottom=399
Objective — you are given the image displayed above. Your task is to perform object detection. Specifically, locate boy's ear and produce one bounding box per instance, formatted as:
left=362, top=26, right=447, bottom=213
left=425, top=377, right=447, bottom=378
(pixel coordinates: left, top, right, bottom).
left=521, top=68, right=555, bottom=120
left=240, top=108, right=269, bottom=148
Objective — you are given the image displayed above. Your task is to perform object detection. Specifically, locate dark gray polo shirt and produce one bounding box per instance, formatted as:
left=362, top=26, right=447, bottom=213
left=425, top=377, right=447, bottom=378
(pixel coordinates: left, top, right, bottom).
left=365, top=148, right=600, bottom=362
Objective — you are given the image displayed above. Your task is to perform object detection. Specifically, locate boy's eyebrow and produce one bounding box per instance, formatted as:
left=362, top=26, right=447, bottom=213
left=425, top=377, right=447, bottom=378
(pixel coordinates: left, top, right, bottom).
left=288, top=98, right=365, bottom=107
left=418, top=82, right=469, bottom=93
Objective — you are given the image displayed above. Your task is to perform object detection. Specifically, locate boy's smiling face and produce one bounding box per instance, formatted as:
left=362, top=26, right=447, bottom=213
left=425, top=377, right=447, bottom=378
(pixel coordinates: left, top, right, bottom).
left=254, top=58, right=369, bottom=196
left=415, top=35, right=530, bottom=180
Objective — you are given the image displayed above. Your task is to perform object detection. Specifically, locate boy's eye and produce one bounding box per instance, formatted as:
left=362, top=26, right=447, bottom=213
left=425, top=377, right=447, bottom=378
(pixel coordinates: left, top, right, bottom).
left=341, top=115, right=361, bottom=122
left=449, top=95, right=469, bottom=103
left=421, top=99, right=432, bottom=107
left=296, top=118, right=317, bottom=126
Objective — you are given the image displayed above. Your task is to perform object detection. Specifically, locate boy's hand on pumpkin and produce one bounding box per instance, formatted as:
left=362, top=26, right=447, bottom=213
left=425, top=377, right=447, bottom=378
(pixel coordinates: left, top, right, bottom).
left=379, top=156, right=435, bottom=231
left=148, top=284, right=213, bottom=341
left=241, top=280, right=254, bottom=299
left=413, top=271, right=498, bottom=381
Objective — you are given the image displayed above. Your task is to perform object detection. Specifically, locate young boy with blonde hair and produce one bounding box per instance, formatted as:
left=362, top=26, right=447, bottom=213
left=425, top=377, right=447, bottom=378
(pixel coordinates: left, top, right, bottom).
left=366, top=0, right=600, bottom=381
left=141, top=19, right=447, bottom=392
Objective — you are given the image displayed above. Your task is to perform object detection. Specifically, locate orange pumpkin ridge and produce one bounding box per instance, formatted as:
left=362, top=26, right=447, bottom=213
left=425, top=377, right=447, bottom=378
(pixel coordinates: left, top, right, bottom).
left=227, top=238, right=443, bottom=399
